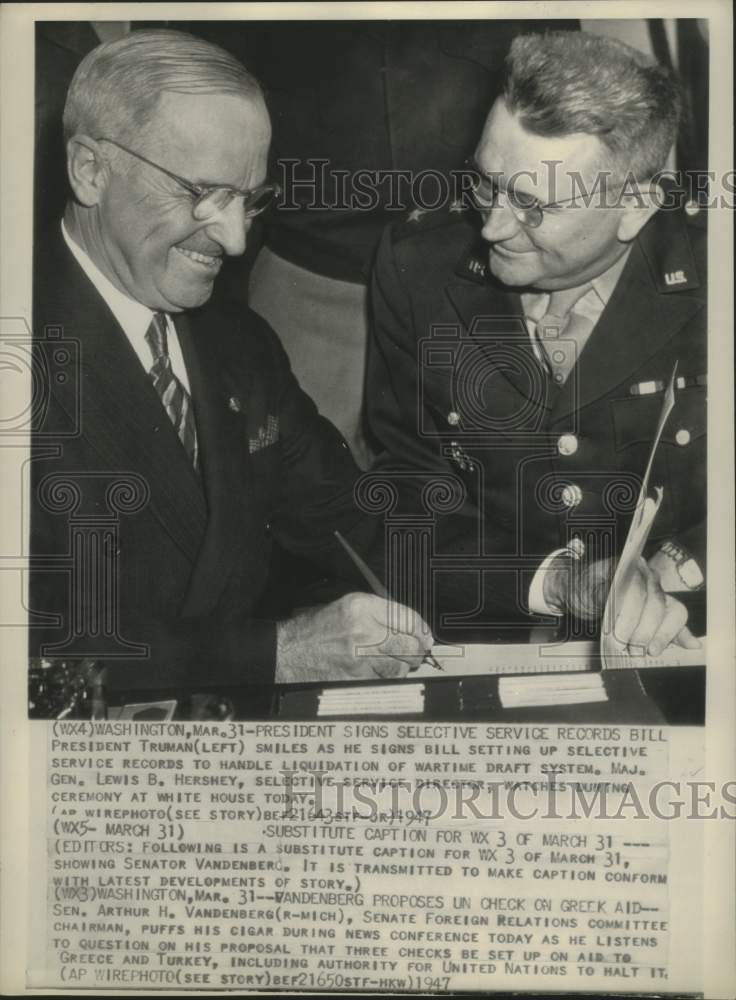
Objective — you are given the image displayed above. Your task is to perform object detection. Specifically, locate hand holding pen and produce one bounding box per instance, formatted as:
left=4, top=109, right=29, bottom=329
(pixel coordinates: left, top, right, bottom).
left=334, top=531, right=444, bottom=672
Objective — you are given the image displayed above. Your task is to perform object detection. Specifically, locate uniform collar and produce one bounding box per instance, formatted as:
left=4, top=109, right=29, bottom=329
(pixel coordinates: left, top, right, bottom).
left=638, top=205, right=702, bottom=293
left=590, top=247, right=632, bottom=305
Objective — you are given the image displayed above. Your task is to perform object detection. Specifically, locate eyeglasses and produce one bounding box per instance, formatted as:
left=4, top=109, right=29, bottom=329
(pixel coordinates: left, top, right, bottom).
left=467, top=161, right=584, bottom=229
left=96, top=138, right=280, bottom=219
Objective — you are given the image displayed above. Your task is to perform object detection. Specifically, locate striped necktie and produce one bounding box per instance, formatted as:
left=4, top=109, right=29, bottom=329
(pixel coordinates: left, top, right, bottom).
left=145, top=312, right=199, bottom=469
left=535, top=283, right=594, bottom=386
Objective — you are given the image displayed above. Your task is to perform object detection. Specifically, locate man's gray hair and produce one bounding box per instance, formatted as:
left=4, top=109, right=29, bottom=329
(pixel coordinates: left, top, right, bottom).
left=504, top=31, right=683, bottom=180
left=63, top=29, right=263, bottom=147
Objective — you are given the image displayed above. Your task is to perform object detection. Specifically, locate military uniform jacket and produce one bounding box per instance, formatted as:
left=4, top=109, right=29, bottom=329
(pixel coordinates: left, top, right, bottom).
left=367, top=205, right=706, bottom=630
left=30, top=231, right=373, bottom=695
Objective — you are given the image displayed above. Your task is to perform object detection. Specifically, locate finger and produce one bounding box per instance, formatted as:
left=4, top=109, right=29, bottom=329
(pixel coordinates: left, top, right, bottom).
left=646, top=594, right=689, bottom=657
left=371, top=659, right=411, bottom=680
left=379, top=630, right=429, bottom=663
left=339, top=656, right=411, bottom=680
left=386, top=601, right=434, bottom=650
left=363, top=597, right=434, bottom=651
left=337, top=659, right=404, bottom=681
left=673, top=625, right=702, bottom=651
left=627, top=566, right=668, bottom=653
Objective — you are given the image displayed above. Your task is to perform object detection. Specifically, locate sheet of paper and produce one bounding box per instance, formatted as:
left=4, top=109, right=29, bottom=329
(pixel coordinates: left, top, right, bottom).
left=411, top=637, right=705, bottom=677
left=317, top=683, right=425, bottom=716
left=499, top=672, right=607, bottom=708
left=601, top=364, right=679, bottom=667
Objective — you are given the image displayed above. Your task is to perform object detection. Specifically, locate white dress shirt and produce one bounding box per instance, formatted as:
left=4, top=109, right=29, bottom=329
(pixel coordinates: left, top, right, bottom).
left=521, top=249, right=632, bottom=364
left=61, top=220, right=192, bottom=393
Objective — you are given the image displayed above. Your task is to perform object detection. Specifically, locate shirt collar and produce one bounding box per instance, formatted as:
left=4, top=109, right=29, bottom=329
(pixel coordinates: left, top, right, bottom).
left=60, top=219, right=155, bottom=347
left=522, top=246, right=633, bottom=321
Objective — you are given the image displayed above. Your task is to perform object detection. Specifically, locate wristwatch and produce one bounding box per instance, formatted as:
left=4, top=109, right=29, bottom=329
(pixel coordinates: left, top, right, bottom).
left=659, top=541, right=705, bottom=591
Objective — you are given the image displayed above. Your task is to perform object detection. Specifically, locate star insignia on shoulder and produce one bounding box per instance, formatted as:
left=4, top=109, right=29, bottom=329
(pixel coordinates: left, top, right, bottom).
left=407, top=207, right=427, bottom=223
left=449, top=199, right=466, bottom=213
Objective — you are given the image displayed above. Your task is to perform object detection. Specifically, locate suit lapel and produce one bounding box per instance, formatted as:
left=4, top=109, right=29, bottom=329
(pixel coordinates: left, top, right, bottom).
left=38, top=235, right=208, bottom=563
left=175, top=309, right=256, bottom=616
left=551, top=241, right=704, bottom=422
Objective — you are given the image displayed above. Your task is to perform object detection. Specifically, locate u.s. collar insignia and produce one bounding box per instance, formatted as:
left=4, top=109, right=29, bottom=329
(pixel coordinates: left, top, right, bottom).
left=663, top=269, right=688, bottom=286
left=455, top=253, right=488, bottom=284
left=656, top=264, right=700, bottom=293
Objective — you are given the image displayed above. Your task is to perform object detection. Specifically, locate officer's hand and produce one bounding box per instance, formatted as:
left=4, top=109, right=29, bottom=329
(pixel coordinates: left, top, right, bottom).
left=275, top=593, right=433, bottom=684
left=542, top=554, right=612, bottom=623
left=611, top=557, right=701, bottom=656
left=545, top=554, right=701, bottom=655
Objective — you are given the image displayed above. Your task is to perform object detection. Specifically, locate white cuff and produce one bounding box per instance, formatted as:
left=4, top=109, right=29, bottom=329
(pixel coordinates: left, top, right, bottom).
left=529, top=548, right=569, bottom=615
left=528, top=539, right=585, bottom=615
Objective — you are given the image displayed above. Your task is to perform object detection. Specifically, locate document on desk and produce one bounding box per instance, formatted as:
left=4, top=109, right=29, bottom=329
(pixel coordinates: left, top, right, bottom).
left=498, top=671, right=606, bottom=708
left=412, top=636, right=706, bottom=678
left=317, top=683, right=425, bottom=716
left=600, top=363, right=689, bottom=669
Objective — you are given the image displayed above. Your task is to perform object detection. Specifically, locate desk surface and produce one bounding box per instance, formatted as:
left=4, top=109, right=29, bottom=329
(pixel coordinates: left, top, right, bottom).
left=107, top=665, right=704, bottom=725
left=275, top=667, right=704, bottom=725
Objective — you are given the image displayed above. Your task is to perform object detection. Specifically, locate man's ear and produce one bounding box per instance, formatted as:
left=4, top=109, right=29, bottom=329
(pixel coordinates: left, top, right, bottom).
left=66, top=135, right=110, bottom=207
left=616, top=181, right=663, bottom=242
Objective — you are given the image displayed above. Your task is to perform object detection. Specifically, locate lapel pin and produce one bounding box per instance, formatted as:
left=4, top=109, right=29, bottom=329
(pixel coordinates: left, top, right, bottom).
left=228, top=396, right=242, bottom=413
left=448, top=411, right=461, bottom=426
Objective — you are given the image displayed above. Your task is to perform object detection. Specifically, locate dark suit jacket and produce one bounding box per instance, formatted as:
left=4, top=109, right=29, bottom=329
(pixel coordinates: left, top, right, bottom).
left=367, top=203, right=706, bottom=635
left=30, top=230, right=374, bottom=694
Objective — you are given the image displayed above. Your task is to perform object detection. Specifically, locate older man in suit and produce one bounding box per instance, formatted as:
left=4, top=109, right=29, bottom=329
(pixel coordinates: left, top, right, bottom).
left=367, top=31, right=706, bottom=654
left=30, top=29, right=430, bottom=701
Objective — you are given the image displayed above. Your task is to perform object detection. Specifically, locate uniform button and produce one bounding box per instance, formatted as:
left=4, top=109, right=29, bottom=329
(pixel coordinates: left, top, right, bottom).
left=557, top=433, right=579, bottom=456
left=675, top=428, right=691, bottom=446
left=561, top=483, right=583, bottom=508
left=447, top=411, right=461, bottom=426
left=684, top=200, right=700, bottom=216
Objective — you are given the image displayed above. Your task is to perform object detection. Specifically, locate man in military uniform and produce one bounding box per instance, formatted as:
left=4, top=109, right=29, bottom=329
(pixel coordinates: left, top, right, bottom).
left=367, top=32, right=706, bottom=654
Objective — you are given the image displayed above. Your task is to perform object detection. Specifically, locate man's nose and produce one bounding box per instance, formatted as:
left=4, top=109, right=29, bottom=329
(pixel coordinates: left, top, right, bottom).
left=205, top=198, right=251, bottom=256
left=479, top=199, right=522, bottom=243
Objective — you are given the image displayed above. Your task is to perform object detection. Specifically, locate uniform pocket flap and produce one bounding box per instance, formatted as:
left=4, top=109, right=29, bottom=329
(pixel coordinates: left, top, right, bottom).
left=611, top=386, right=706, bottom=450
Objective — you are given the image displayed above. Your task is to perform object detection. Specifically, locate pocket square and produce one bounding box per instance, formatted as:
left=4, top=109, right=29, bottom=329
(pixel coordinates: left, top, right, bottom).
left=249, top=415, right=279, bottom=453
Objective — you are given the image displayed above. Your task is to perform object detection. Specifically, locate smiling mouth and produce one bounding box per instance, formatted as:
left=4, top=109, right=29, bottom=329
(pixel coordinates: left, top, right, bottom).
left=175, top=246, right=223, bottom=269
left=491, top=243, right=533, bottom=257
